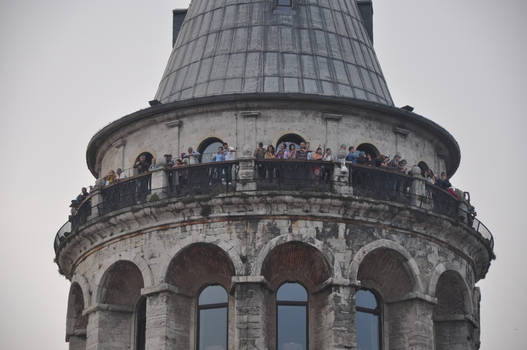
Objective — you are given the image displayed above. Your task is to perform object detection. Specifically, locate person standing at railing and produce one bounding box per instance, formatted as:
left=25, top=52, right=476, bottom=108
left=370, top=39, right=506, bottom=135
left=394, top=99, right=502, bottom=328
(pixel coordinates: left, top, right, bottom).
left=337, top=144, right=347, bottom=161
left=223, top=143, right=236, bottom=185
left=183, top=147, right=201, bottom=165
left=296, top=142, right=308, bottom=160
left=275, top=143, right=287, bottom=159
left=254, top=142, right=266, bottom=179
left=134, top=154, right=150, bottom=174
left=104, top=170, right=117, bottom=186
left=285, top=144, right=296, bottom=160
left=345, top=146, right=360, bottom=164
left=435, top=172, right=452, bottom=190
left=116, top=168, right=127, bottom=180
left=264, top=145, right=276, bottom=180
left=306, top=142, right=313, bottom=160
left=76, top=187, right=90, bottom=203
left=213, top=146, right=225, bottom=183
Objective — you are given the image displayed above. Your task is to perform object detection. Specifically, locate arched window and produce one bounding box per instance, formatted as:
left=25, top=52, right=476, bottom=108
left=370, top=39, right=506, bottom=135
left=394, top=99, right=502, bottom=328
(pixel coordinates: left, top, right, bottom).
left=356, top=143, right=380, bottom=159
left=355, top=289, right=381, bottom=350
left=135, top=297, right=146, bottom=350
left=133, top=152, right=154, bottom=175
left=198, top=137, right=224, bottom=163
left=276, top=133, right=306, bottom=151
left=276, top=282, right=308, bottom=350
left=198, top=285, right=228, bottom=350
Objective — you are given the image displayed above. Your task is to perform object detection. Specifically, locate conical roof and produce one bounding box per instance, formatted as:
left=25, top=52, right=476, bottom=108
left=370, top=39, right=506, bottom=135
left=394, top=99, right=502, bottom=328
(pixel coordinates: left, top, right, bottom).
left=155, top=0, right=393, bottom=106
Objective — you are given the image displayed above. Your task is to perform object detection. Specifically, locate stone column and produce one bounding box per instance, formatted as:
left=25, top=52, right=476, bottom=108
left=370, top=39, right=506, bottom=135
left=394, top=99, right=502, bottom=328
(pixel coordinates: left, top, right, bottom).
left=313, top=279, right=355, bottom=350
left=149, top=168, right=169, bottom=200
left=386, top=294, right=436, bottom=350
left=165, top=119, right=182, bottom=156
left=142, top=284, right=192, bottom=350
left=410, top=166, right=429, bottom=209
left=236, top=157, right=256, bottom=192
left=231, top=276, right=273, bottom=350
left=332, top=162, right=352, bottom=195
left=323, top=114, right=342, bottom=152
left=87, top=189, right=102, bottom=221
left=238, top=111, right=259, bottom=152
left=68, top=332, right=87, bottom=350
left=84, top=304, right=135, bottom=350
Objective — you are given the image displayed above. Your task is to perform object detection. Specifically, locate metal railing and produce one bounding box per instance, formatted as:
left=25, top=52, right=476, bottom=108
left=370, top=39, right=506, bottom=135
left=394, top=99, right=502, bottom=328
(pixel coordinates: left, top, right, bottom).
left=348, top=164, right=413, bottom=206
left=167, top=161, right=238, bottom=197
left=56, top=159, right=494, bottom=254
left=255, top=159, right=334, bottom=192
left=98, top=173, right=152, bottom=215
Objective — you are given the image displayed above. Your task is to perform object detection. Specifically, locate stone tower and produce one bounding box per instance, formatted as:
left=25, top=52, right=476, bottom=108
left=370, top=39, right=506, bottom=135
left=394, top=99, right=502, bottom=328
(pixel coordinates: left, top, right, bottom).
left=55, top=1, right=494, bottom=350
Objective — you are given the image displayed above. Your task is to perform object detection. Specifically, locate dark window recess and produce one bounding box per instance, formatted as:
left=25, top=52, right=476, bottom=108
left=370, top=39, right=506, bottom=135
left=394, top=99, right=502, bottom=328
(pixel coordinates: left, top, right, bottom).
left=135, top=297, right=146, bottom=350
left=198, top=285, right=228, bottom=350
left=355, top=289, right=381, bottom=350
left=277, top=283, right=308, bottom=350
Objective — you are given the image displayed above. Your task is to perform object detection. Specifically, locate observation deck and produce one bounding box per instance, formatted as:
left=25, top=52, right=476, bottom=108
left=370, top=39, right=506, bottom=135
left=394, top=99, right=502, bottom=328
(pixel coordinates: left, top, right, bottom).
left=55, top=159, right=494, bottom=279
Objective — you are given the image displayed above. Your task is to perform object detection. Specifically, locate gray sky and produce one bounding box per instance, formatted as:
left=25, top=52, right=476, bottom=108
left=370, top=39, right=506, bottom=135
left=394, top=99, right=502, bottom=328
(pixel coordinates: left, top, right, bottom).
left=0, top=0, right=525, bottom=348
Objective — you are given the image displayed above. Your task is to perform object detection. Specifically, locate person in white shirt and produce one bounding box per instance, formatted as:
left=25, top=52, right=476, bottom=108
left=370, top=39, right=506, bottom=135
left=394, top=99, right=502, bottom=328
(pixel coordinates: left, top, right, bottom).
left=116, top=168, right=127, bottom=180
left=222, top=142, right=236, bottom=184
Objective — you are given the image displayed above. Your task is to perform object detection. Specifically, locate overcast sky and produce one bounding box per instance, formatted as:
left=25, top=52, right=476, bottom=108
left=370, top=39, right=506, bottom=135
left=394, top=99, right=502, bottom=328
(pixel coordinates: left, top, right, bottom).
left=0, top=0, right=525, bottom=349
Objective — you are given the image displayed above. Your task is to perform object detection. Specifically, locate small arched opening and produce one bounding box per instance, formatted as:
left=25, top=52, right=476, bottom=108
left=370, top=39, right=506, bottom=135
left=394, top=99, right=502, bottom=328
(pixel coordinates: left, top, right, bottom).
left=357, top=248, right=418, bottom=348
left=165, top=243, right=235, bottom=349
left=198, top=137, right=224, bottom=163
left=434, top=271, right=474, bottom=350
left=98, top=261, right=145, bottom=350
left=355, top=289, right=381, bottom=350
left=356, top=143, right=380, bottom=159
left=66, top=283, right=88, bottom=348
left=133, top=152, right=154, bottom=175
left=261, top=241, right=331, bottom=349
left=276, top=133, right=306, bottom=151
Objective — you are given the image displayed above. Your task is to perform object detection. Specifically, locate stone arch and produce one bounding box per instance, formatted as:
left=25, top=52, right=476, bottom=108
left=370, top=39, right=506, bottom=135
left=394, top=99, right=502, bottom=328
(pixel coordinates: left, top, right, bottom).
left=158, top=236, right=243, bottom=284
left=275, top=133, right=306, bottom=149
left=66, top=282, right=88, bottom=341
left=356, top=142, right=380, bottom=159
left=254, top=234, right=339, bottom=280
left=197, top=136, right=224, bottom=162
left=133, top=151, right=154, bottom=171
left=428, top=263, right=473, bottom=310
left=433, top=269, right=475, bottom=350
left=261, top=240, right=332, bottom=291
left=93, top=253, right=154, bottom=295
left=96, top=260, right=145, bottom=305
left=349, top=239, right=424, bottom=296
left=165, top=243, right=235, bottom=293
left=71, top=273, right=91, bottom=308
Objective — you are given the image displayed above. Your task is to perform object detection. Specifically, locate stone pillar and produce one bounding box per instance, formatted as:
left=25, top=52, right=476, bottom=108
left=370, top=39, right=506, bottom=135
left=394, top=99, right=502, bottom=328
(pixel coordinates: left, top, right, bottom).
left=165, top=120, right=182, bottom=156
left=142, top=284, right=192, bottom=350
left=323, top=114, right=342, bottom=152
left=387, top=295, right=436, bottom=350
left=332, top=162, right=352, bottom=195
left=231, top=276, right=273, bottom=350
left=313, top=279, right=355, bottom=349
left=238, top=111, right=259, bottom=152
left=410, top=166, right=429, bottom=209
left=87, top=189, right=102, bottom=221
left=149, top=168, right=169, bottom=200
left=68, top=332, right=87, bottom=350
left=236, top=157, right=256, bottom=192
left=84, top=304, right=134, bottom=350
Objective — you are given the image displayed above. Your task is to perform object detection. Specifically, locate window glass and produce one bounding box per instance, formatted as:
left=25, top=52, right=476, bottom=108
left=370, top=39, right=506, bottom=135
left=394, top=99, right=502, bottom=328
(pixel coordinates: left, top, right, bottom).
left=199, top=285, right=228, bottom=305
left=198, top=285, right=228, bottom=350
left=356, top=290, right=377, bottom=309
left=277, top=283, right=308, bottom=302
left=356, top=311, right=380, bottom=350
left=355, top=290, right=380, bottom=350
left=277, top=283, right=307, bottom=350
left=278, top=306, right=306, bottom=350
left=199, top=307, right=227, bottom=350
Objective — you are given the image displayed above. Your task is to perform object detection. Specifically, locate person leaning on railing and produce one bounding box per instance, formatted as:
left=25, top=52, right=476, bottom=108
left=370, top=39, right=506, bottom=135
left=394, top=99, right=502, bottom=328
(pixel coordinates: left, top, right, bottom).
left=134, top=154, right=150, bottom=174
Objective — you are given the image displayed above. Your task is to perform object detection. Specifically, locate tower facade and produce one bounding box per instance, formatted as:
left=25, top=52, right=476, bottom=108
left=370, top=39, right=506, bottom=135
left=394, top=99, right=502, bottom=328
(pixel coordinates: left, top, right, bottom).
left=55, top=1, right=494, bottom=350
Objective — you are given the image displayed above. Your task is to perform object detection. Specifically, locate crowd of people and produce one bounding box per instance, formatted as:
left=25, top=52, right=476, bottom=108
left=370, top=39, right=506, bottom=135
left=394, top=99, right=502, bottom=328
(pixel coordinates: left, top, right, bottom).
left=71, top=140, right=461, bottom=212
